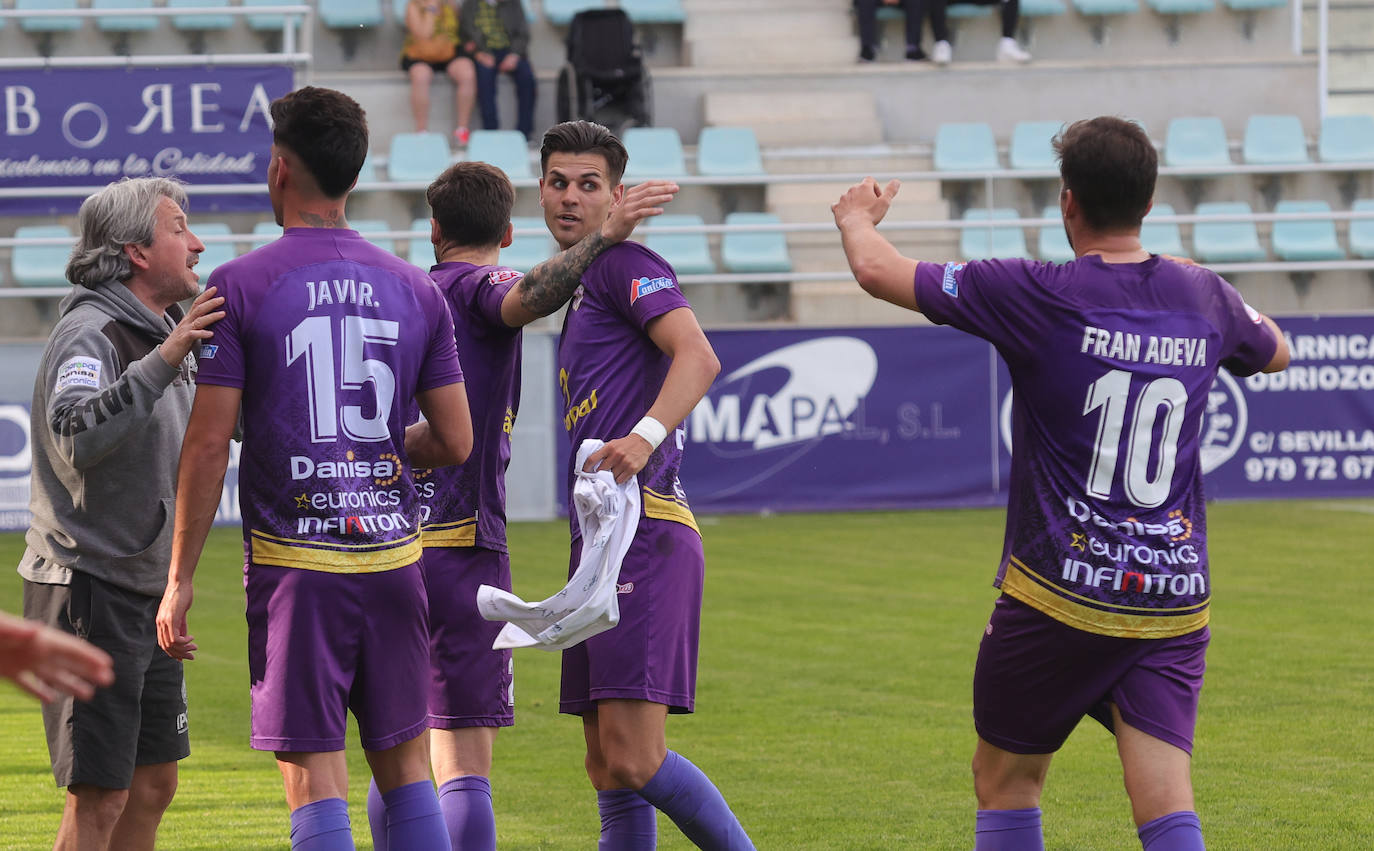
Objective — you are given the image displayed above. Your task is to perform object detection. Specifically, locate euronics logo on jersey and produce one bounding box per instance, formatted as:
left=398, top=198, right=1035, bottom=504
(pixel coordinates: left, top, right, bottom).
left=690, top=337, right=879, bottom=450
left=630, top=276, right=674, bottom=304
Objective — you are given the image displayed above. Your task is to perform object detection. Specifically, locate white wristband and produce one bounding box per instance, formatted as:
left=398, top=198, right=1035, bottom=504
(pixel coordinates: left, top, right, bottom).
left=630, top=416, right=668, bottom=451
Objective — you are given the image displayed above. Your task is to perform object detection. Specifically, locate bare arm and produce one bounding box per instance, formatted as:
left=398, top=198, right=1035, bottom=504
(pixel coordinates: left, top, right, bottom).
left=583, top=307, right=721, bottom=484
left=832, top=177, right=922, bottom=312
left=1260, top=314, right=1290, bottom=373
left=405, top=381, right=473, bottom=468
left=500, top=180, right=679, bottom=327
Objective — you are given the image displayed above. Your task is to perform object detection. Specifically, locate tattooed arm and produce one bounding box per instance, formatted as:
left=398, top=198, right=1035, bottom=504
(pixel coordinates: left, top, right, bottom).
left=499, top=179, right=679, bottom=328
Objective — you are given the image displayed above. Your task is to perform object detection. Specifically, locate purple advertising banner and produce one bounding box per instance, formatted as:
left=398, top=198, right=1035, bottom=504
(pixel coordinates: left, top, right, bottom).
left=1, top=65, right=293, bottom=216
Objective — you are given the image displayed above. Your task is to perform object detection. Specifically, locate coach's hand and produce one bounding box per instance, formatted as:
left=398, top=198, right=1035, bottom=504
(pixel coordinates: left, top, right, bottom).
left=584, top=435, right=652, bottom=485
left=161, top=287, right=226, bottom=370
left=832, top=177, right=901, bottom=230
left=601, top=180, right=680, bottom=244
left=156, top=582, right=197, bottom=661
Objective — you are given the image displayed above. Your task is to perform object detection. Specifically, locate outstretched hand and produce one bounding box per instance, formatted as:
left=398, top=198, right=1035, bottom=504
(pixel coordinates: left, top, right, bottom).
left=601, top=180, right=680, bottom=244
left=0, top=611, right=114, bottom=703
left=832, top=177, right=901, bottom=230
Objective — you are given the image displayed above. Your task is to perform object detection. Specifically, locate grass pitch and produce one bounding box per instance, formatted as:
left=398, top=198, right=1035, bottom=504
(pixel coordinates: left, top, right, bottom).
left=1, top=501, right=1371, bottom=849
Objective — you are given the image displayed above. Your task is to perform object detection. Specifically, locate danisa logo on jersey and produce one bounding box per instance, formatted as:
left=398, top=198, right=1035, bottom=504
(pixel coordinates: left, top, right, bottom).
left=690, top=337, right=879, bottom=451
left=629, top=276, right=674, bottom=305
left=289, top=450, right=402, bottom=485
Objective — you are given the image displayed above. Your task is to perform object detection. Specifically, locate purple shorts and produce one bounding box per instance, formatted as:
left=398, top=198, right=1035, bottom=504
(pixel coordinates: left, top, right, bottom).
left=245, top=562, right=431, bottom=753
left=974, top=594, right=1209, bottom=755
left=421, top=546, right=514, bottom=728
left=560, top=520, right=703, bottom=716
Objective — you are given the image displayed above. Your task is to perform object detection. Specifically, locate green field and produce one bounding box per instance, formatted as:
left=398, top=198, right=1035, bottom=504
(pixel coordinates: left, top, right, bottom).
left=2, top=501, right=1371, bottom=849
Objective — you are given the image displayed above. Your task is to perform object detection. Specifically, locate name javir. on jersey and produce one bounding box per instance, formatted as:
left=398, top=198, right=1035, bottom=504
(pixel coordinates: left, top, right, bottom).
left=630, top=275, right=674, bottom=304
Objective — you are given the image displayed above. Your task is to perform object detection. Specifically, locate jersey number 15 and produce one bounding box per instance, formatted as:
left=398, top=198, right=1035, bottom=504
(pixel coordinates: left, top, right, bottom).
left=286, top=315, right=400, bottom=444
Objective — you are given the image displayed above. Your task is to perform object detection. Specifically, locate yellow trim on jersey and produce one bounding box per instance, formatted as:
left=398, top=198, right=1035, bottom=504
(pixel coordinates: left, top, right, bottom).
left=249, top=529, right=422, bottom=574
left=642, top=487, right=700, bottom=535
left=421, top=516, right=478, bottom=548
left=1001, top=555, right=1209, bottom=639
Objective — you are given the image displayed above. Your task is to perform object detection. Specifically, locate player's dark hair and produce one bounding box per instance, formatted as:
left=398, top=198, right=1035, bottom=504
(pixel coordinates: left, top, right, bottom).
left=269, top=86, right=368, bottom=199
left=1054, top=117, right=1157, bottom=232
left=539, top=120, right=628, bottom=186
left=427, top=161, right=516, bottom=249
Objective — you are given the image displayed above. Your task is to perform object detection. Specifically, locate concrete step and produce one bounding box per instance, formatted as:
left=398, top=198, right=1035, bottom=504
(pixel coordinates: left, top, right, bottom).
left=789, top=281, right=932, bottom=326
left=686, top=35, right=858, bottom=67
left=706, top=91, right=885, bottom=146
left=684, top=11, right=849, bottom=41
left=683, top=0, right=841, bottom=10
left=766, top=179, right=944, bottom=208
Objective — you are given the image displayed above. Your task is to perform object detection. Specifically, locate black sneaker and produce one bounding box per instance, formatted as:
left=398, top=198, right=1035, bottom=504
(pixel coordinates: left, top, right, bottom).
left=906, top=45, right=928, bottom=61
left=859, top=45, right=877, bottom=62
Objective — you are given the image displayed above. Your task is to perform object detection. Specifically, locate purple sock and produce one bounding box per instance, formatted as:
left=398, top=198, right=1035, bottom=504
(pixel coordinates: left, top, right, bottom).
left=289, top=798, right=354, bottom=850
left=597, top=789, right=657, bottom=850
left=438, top=775, right=497, bottom=851
left=1138, top=811, right=1205, bottom=850
left=381, top=780, right=448, bottom=850
left=975, top=807, right=1044, bottom=851
left=366, top=777, right=388, bottom=851
left=636, top=750, right=754, bottom=851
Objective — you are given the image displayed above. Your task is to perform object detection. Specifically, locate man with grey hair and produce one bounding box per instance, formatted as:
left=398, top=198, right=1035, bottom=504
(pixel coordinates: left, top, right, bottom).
left=20, top=176, right=225, bottom=850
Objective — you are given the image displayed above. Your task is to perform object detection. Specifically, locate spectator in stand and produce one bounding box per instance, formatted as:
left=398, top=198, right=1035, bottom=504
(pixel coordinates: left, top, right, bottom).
left=932, top=0, right=1031, bottom=64
left=461, top=0, right=537, bottom=141
left=855, top=0, right=932, bottom=61
left=403, top=0, right=479, bottom=144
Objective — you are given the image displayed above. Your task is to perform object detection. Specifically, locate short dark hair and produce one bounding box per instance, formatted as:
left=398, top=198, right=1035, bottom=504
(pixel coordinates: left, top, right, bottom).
left=1053, top=117, right=1157, bottom=232
left=427, top=161, right=516, bottom=249
left=539, top=120, right=628, bottom=185
left=270, top=86, right=368, bottom=199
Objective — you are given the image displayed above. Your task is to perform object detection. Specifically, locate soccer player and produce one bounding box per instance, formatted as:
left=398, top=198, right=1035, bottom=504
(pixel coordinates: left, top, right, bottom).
left=21, top=175, right=223, bottom=851
left=540, top=120, right=754, bottom=850
left=832, top=116, right=1290, bottom=851
left=364, top=161, right=679, bottom=849
left=155, top=87, right=473, bottom=851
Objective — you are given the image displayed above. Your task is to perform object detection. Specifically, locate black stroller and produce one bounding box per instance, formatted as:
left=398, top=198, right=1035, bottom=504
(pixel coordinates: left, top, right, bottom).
left=555, top=9, right=653, bottom=133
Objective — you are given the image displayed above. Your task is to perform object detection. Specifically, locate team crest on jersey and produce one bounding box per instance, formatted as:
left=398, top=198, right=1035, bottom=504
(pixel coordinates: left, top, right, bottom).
left=630, top=276, right=674, bottom=304
left=941, top=263, right=965, bottom=298
left=488, top=269, right=522, bottom=286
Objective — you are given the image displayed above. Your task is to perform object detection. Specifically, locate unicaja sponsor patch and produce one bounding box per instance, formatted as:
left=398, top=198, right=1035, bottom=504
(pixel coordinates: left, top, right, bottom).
left=55, top=356, right=101, bottom=393
left=630, top=276, right=674, bottom=304
left=941, top=263, right=965, bottom=298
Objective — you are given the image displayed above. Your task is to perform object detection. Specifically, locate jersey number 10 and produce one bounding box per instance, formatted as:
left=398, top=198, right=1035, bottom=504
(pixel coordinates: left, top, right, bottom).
left=1082, top=369, right=1188, bottom=509
left=286, top=315, right=401, bottom=444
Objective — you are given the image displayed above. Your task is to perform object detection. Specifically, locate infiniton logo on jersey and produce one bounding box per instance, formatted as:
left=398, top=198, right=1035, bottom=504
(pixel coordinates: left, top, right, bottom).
left=630, top=276, right=674, bottom=304
left=941, top=263, right=965, bottom=298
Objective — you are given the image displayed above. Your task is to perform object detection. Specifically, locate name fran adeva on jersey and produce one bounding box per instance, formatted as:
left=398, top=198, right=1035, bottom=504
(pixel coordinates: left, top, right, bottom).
left=1080, top=324, right=1208, bottom=367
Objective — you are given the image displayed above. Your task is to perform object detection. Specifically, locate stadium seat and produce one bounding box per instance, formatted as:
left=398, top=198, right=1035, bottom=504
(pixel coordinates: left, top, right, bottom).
left=1242, top=114, right=1309, bottom=165
left=167, top=0, right=234, bottom=31
left=319, top=0, right=384, bottom=28
left=697, top=126, right=765, bottom=178
left=960, top=209, right=1029, bottom=260
left=16, top=0, right=82, bottom=32
left=11, top=225, right=73, bottom=287
left=619, top=0, right=685, bottom=24
left=1163, top=117, right=1231, bottom=169
left=387, top=132, right=452, bottom=183
left=93, top=0, right=159, bottom=32
left=544, top=0, right=604, bottom=26
left=934, top=123, right=1001, bottom=173
left=351, top=219, right=397, bottom=256
left=1146, top=0, right=1213, bottom=13
left=945, top=3, right=992, bottom=17
left=465, top=130, right=533, bottom=180
left=721, top=213, right=791, bottom=274
left=503, top=217, right=556, bottom=273
left=1021, top=0, right=1067, bottom=13
left=1009, top=121, right=1064, bottom=171
left=357, top=154, right=379, bottom=183
left=1141, top=203, right=1185, bottom=256
left=645, top=215, right=714, bottom=275
left=1072, top=0, right=1140, bottom=15
left=1036, top=207, right=1074, bottom=263
left=1222, top=0, right=1284, bottom=9
left=193, top=223, right=236, bottom=281
left=244, top=0, right=306, bottom=31
left=1318, top=114, right=1374, bottom=162
left=1192, top=202, right=1264, bottom=262
left=1271, top=201, right=1343, bottom=261
left=252, top=221, right=281, bottom=250
left=621, top=127, right=687, bottom=180
left=407, top=218, right=435, bottom=266
left=1348, top=200, right=1374, bottom=259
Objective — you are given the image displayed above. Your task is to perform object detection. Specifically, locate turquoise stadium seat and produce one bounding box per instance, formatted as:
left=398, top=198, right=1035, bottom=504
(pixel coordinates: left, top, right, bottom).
left=12, top=226, right=73, bottom=287
left=1271, top=201, right=1343, bottom=261
left=1009, top=121, right=1064, bottom=171
left=358, top=154, right=379, bottom=183
left=697, top=126, right=764, bottom=178
left=17, top=0, right=82, bottom=33
left=1164, top=117, right=1231, bottom=168
left=192, top=223, right=236, bottom=281
left=1192, top=202, right=1264, bottom=262
left=393, top=0, right=531, bottom=21
left=1147, top=0, right=1213, bottom=13
left=622, top=127, right=687, bottom=180
left=1021, top=0, right=1067, bottom=13
left=619, top=0, right=685, bottom=23
left=351, top=219, right=397, bottom=256
left=167, top=0, right=234, bottom=31
left=504, top=217, right=556, bottom=273
left=946, top=4, right=992, bottom=18
left=544, top=0, right=603, bottom=25
left=465, top=130, right=533, bottom=179
left=1348, top=200, right=1374, bottom=258
left=934, top=123, right=1001, bottom=172
left=1222, top=0, right=1283, bottom=9
left=645, top=215, right=714, bottom=275
left=387, top=132, right=452, bottom=183
left=94, top=0, right=158, bottom=32
left=721, top=213, right=790, bottom=274
left=252, top=221, right=281, bottom=250
left=1142, top=203, right=1185, bottom=256
left=1073, top=0, right=1139, bottom=14
left=407, top=218, right=435, bottom=266
left=1242, top=114, right=1309, bottom=165
left=245, top=0, right=306, bottom=31
left=319, top=0, right=384, bottom=28
left=1036, top=207, right=1073, bottom=263
left=960, top=209, right=1029, bottom=260
left=1318, top=114, right=1374, bottom=162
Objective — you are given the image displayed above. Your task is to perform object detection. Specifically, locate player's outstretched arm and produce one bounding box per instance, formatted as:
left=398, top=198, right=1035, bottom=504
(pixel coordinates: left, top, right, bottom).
left=833, top=177, right=922, bottom=312
left=156, top=384, right=240, bottom=661
left=1259, top=314, right=1290, bottom=373
left=584, top=307, right=720, bottom=484
left=500, top=180, right=680, bottom=328
left=0, top=610, right=114, bottom=703
left=407, top=381, right=474, bottom=468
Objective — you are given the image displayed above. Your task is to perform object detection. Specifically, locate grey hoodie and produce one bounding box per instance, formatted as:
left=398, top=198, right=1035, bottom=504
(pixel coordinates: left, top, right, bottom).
left=18, top=281, right=196, bottom=598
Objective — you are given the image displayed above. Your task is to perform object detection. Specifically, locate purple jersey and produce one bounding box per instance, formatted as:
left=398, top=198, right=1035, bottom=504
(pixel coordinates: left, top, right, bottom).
left=415, top=262, right=522, bottom=552
left=915, top=255, right=1278, bottom=638
left=557, top=242, right=697, bottom=534
left=197, top=228, right=464, bottom=573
